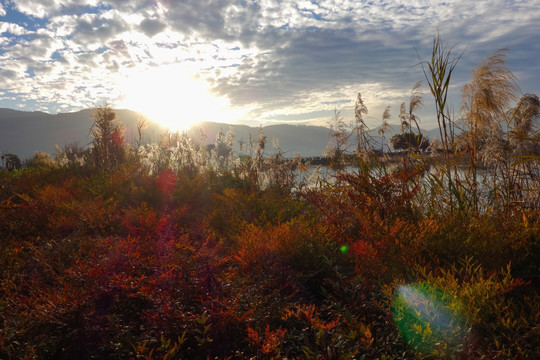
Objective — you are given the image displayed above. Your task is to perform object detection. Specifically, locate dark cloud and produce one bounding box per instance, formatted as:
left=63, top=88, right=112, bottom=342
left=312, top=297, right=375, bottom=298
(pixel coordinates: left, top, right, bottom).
left=102, top=0, right=152, bottom=11
left=139, top=18, right=167, bottom=37
left=161, top=0, right=261, bottom=43
left=71, top=12, right=130, bottom=48
left=0, top=69, right=18, bottom=81
left=212, top=28, right=424, bottom=110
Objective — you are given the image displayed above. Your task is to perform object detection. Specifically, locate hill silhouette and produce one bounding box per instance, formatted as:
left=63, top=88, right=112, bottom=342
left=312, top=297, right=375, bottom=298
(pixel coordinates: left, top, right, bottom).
left=0, top=108, right=165, bottom=159
left=1, top=108, right=443, bottom=160
left=0, top=108, right=331, bottom=159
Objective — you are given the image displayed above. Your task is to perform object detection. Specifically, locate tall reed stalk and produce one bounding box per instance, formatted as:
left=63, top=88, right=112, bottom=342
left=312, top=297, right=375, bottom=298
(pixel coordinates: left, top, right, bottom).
left=418, top=35, right=463, bottom=212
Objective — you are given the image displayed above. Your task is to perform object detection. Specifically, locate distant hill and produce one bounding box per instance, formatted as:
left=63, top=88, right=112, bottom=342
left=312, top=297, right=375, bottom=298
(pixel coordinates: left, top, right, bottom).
left=0, top=108, right=332, bottom=159
left=189, top=122, right=445, bottom=157
left=0, top=108, right=166, bottom=159
left=0, top=107, right=445, bottom=160
left=188, top=121, right=331, bottom=157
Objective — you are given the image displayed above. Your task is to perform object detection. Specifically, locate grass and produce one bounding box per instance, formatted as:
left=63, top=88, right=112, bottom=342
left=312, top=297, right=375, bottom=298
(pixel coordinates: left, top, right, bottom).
left=0, top=36, right=539, bottom=359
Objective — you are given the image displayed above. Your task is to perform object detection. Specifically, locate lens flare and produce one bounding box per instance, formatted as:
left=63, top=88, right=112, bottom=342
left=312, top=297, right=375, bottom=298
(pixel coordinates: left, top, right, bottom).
left=339, top=245, right=349, bottom=253
left=392, top=284, right=469, bottom=356
left=157, top=169, right=177, bottom=195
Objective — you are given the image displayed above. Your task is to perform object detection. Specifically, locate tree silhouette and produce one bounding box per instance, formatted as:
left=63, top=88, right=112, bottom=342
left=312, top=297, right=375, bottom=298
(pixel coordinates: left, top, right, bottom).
left=390, top=132, right=430, bottom=152
left=90, top=104, right=125, bottom=169
left=1, top=153, right=22, bottom=170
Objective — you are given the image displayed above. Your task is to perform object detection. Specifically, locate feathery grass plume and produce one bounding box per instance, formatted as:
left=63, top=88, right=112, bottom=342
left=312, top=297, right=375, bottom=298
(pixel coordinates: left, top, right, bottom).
left=196, top=128, right=209, bottom=172
left=170, top=131, right=200, bottom=176
left=212, top=128, right=227, bottom=170
left=378, top=106, right=392, bottom=154
left=138, top=143, right=169, bottom=175
left=508, top=94, right=540, bottom=208
left=25, top=151, right=57, bottom=169
left=264, top=152, right=301, bottom=193
left=461, top=49, right=521, bottom=211
left=409, top=81, right=424, bottom=134
left=208, top=125, right=237, bottom=173
left=461, top=49, right=520, bottom=159
left=240, top=126, right=267, bottom=190
left=510, top=94, right=540, bottom=157
left=225, top=125, right=236, bottom=170
left=54, top=143, right=87, bottom=168
left=462, top=49, right=519, bottom=129
left=399, top=102, right=408, bottom=134
left=400, top=82, right=424, bottom=135
left=325, top=109, right=351, bottom=169
left=254, top=126, right=267, bottom=168
left=354, top=93, right=369, bottom=156
left=396, top=82, right=426, bottom=165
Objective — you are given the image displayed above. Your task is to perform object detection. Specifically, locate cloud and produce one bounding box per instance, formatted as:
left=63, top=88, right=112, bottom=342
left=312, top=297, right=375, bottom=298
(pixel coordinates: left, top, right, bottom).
left=10, top=0, right=101, bottom=18
left=210, top=27, right=424, bottom=115
left=0, top=22, right=28, bottom=35
left=69, top=10, right=131, bottom=49
left=6, top=33, right=62, bottom=61
left=0, top=0, right=538, bottom=127
left=108, top=39, right=132, bottom=59
left=0, top=69, right=18, bottom=82
left=139, top=18, right=167, bottom=37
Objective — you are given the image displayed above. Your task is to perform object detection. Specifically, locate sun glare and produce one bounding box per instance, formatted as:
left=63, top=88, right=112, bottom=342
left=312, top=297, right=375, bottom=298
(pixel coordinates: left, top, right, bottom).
left=120, top=64, right=242, bottom=131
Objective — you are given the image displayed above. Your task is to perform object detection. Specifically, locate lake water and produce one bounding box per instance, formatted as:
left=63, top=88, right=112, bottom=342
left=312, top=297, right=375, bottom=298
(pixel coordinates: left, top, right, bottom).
left=293, top=163, right=539, bottom=210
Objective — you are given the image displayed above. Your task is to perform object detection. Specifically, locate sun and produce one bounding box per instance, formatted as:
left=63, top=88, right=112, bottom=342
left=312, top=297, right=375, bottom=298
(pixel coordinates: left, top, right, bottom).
left=120, top=64, right=241, bottom=132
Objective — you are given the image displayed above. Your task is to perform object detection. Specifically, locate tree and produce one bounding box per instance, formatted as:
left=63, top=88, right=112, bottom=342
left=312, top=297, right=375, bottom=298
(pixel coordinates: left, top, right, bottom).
left=135, top=116, right=147, bottom=148
left=90, top=104, right=126, bottom=169
left=390, top=132, right=430, bottom=152
left=1, top=153, right=22, bottom=170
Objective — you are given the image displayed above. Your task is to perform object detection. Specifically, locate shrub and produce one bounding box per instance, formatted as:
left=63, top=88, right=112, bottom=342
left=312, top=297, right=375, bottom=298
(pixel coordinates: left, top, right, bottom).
left=384, top=258, right=539, bottom=358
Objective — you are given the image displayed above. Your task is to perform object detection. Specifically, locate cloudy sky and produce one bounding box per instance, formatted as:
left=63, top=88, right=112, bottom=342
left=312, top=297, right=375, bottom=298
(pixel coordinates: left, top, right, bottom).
left=1, top=0, right=539, bottom=130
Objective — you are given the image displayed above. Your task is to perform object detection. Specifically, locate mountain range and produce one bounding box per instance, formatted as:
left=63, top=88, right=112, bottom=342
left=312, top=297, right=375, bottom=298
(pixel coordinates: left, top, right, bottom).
left=0, top=108, right=442, bottom=160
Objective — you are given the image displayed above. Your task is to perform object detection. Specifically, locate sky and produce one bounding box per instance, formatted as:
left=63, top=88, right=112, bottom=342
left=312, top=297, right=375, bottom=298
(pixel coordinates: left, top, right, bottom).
left=0, top=0, right=539, bottom=130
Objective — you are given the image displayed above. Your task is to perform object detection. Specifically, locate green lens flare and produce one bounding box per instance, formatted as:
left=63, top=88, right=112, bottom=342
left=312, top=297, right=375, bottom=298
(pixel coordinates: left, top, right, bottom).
left=392, top=284, right=469, bottom=356
left=339, top=245, right=348, bottom=253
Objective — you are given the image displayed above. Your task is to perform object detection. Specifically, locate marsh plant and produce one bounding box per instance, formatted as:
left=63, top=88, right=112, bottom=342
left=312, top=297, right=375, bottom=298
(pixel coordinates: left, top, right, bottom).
left=135, top=124, right=300, bottom=193
left=2, top=35, right=538, bottom=360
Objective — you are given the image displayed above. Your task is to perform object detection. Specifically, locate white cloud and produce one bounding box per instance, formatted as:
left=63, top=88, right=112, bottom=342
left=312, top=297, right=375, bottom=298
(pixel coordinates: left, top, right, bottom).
left=0, top=22, right=29, bottom=35
left=0, top=0, right=538, bottom=128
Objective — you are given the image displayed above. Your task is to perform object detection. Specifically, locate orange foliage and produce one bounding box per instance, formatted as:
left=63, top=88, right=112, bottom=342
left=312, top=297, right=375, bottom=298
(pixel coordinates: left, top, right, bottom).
left=0, top=159, right=537, bottom=359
